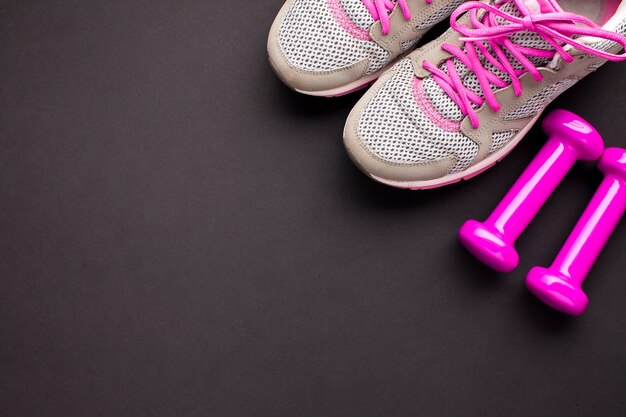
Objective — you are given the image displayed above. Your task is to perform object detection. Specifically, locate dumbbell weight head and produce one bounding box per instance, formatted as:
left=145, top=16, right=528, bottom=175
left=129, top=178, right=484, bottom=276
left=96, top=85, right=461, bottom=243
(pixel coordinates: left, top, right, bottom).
left=526, top=148, right=626, bottom=316
left=542, top=109, right=604, bottom=162
left=458, top=220, right=520, bottom=272
left=598, top=147, right=626, bottom=178
left=526, top=267, right=589, bottom=316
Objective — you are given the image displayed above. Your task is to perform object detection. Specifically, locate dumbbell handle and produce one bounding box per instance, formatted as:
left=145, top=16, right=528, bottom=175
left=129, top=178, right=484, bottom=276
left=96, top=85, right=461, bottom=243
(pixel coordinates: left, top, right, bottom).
left=550, top=175, right=626, bottom=285
left=460, top=110, right=604, bottom=273
left=488, top=136, right=579, bottom=242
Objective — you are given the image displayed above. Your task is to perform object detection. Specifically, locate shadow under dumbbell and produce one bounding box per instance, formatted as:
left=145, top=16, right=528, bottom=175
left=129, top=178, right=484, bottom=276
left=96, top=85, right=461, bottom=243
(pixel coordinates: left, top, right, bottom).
left=453, top=244, right=507, bottom=289
left=517, top=288, right=575, bottom=333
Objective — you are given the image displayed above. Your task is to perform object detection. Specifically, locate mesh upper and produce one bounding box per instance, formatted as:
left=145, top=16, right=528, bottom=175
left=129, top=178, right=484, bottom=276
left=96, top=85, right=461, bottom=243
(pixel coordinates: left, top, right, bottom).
left=423, top=77, right=465, bottom=121
left=278, top=0, right=389, bottom=74
left=358, top=60, right=479, bottom=172
left=490, top=131, right=517, bottom=154
left=591, top=19, right=626, bottom=51
left=503, top=78, right=579, bottom=120
left=581, top=17, right=626, bottom=71
left=339, top=0, right=374, bottom=30
left=415, top=0, right=466, bottom=30
left=401, top=38, right=422, bottom=53
left=277, top=0, right=470, bottom=75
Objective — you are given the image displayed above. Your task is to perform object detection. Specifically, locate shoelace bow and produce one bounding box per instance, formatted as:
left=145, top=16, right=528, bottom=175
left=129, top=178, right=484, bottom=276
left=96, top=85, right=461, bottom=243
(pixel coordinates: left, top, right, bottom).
left=362, top=0, right=433, bottom=35
left=422, top=0, right=626, bottom=129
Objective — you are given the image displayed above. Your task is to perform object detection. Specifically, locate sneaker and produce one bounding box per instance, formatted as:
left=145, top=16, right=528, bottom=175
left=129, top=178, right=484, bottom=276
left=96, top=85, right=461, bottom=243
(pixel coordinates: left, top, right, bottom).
left=344, top=0, right=626, bottom=189
left=268, top=0, right=467, bottom=97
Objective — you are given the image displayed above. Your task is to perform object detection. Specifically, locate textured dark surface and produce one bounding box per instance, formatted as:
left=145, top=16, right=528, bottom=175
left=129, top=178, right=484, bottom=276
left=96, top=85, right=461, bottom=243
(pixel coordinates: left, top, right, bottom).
left=0, top=1, right=625, bottom=416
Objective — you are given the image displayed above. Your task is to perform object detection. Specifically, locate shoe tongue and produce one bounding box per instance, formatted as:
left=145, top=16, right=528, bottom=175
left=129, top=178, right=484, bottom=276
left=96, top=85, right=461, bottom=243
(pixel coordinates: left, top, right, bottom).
left=496, top=0, right=557, bottom=48
left=424, top=0, right=558, bottom=122
left=520, top=0, right=562, bottom=14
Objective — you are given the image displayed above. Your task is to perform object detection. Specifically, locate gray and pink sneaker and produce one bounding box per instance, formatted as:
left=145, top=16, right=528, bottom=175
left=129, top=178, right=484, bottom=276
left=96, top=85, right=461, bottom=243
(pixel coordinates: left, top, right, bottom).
left=268, top=0, right=467, bottom=97
left=344, top=0, right=626, bottom=189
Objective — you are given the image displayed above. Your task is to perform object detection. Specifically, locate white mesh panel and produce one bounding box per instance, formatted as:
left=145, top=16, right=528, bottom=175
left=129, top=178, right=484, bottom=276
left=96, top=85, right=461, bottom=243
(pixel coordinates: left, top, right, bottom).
left=415, top=0, right=466, bottom=30
left=339, top=0, right=373, bottom=30
left=401, top=38, right=420, bottom=53
left=490, top=131, right=517, bottom=154
left=588, top=19, right=626, bottom=53
left=279, top=0, right=389, bottom=73
left=423, top=77, right=464, bottom=121
left=615, top=19, right=626, bottom=38
left=503, top=78, right=579, bottom=120
left=357, top=60, right=479, bottom=172
left=574, top=19, right=626, bottom=72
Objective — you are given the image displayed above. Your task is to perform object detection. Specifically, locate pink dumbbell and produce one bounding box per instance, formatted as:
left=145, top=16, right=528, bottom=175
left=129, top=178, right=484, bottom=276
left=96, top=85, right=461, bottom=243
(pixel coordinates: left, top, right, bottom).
left=459, top=110, right=604, bottom=272
left=527, top=148, right=626, bottom=316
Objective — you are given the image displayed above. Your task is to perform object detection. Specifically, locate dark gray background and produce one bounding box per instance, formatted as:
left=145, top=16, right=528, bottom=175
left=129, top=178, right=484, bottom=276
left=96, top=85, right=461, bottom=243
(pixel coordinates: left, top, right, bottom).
left=0, top=1, right=625, bottom=416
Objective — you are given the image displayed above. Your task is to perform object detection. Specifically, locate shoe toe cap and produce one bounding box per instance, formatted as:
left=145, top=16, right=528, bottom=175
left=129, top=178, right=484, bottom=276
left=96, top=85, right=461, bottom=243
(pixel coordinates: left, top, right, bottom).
left=267, top=0, right=386, bottom=94
left=344, top=60, right=478, bottom=186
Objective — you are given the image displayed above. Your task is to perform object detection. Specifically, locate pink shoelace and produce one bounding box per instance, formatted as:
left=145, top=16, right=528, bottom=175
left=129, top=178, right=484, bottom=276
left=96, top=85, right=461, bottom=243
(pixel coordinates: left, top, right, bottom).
left=362, top=0, right=433, bottom=35
left=422, top=0, right=626, bottom=129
